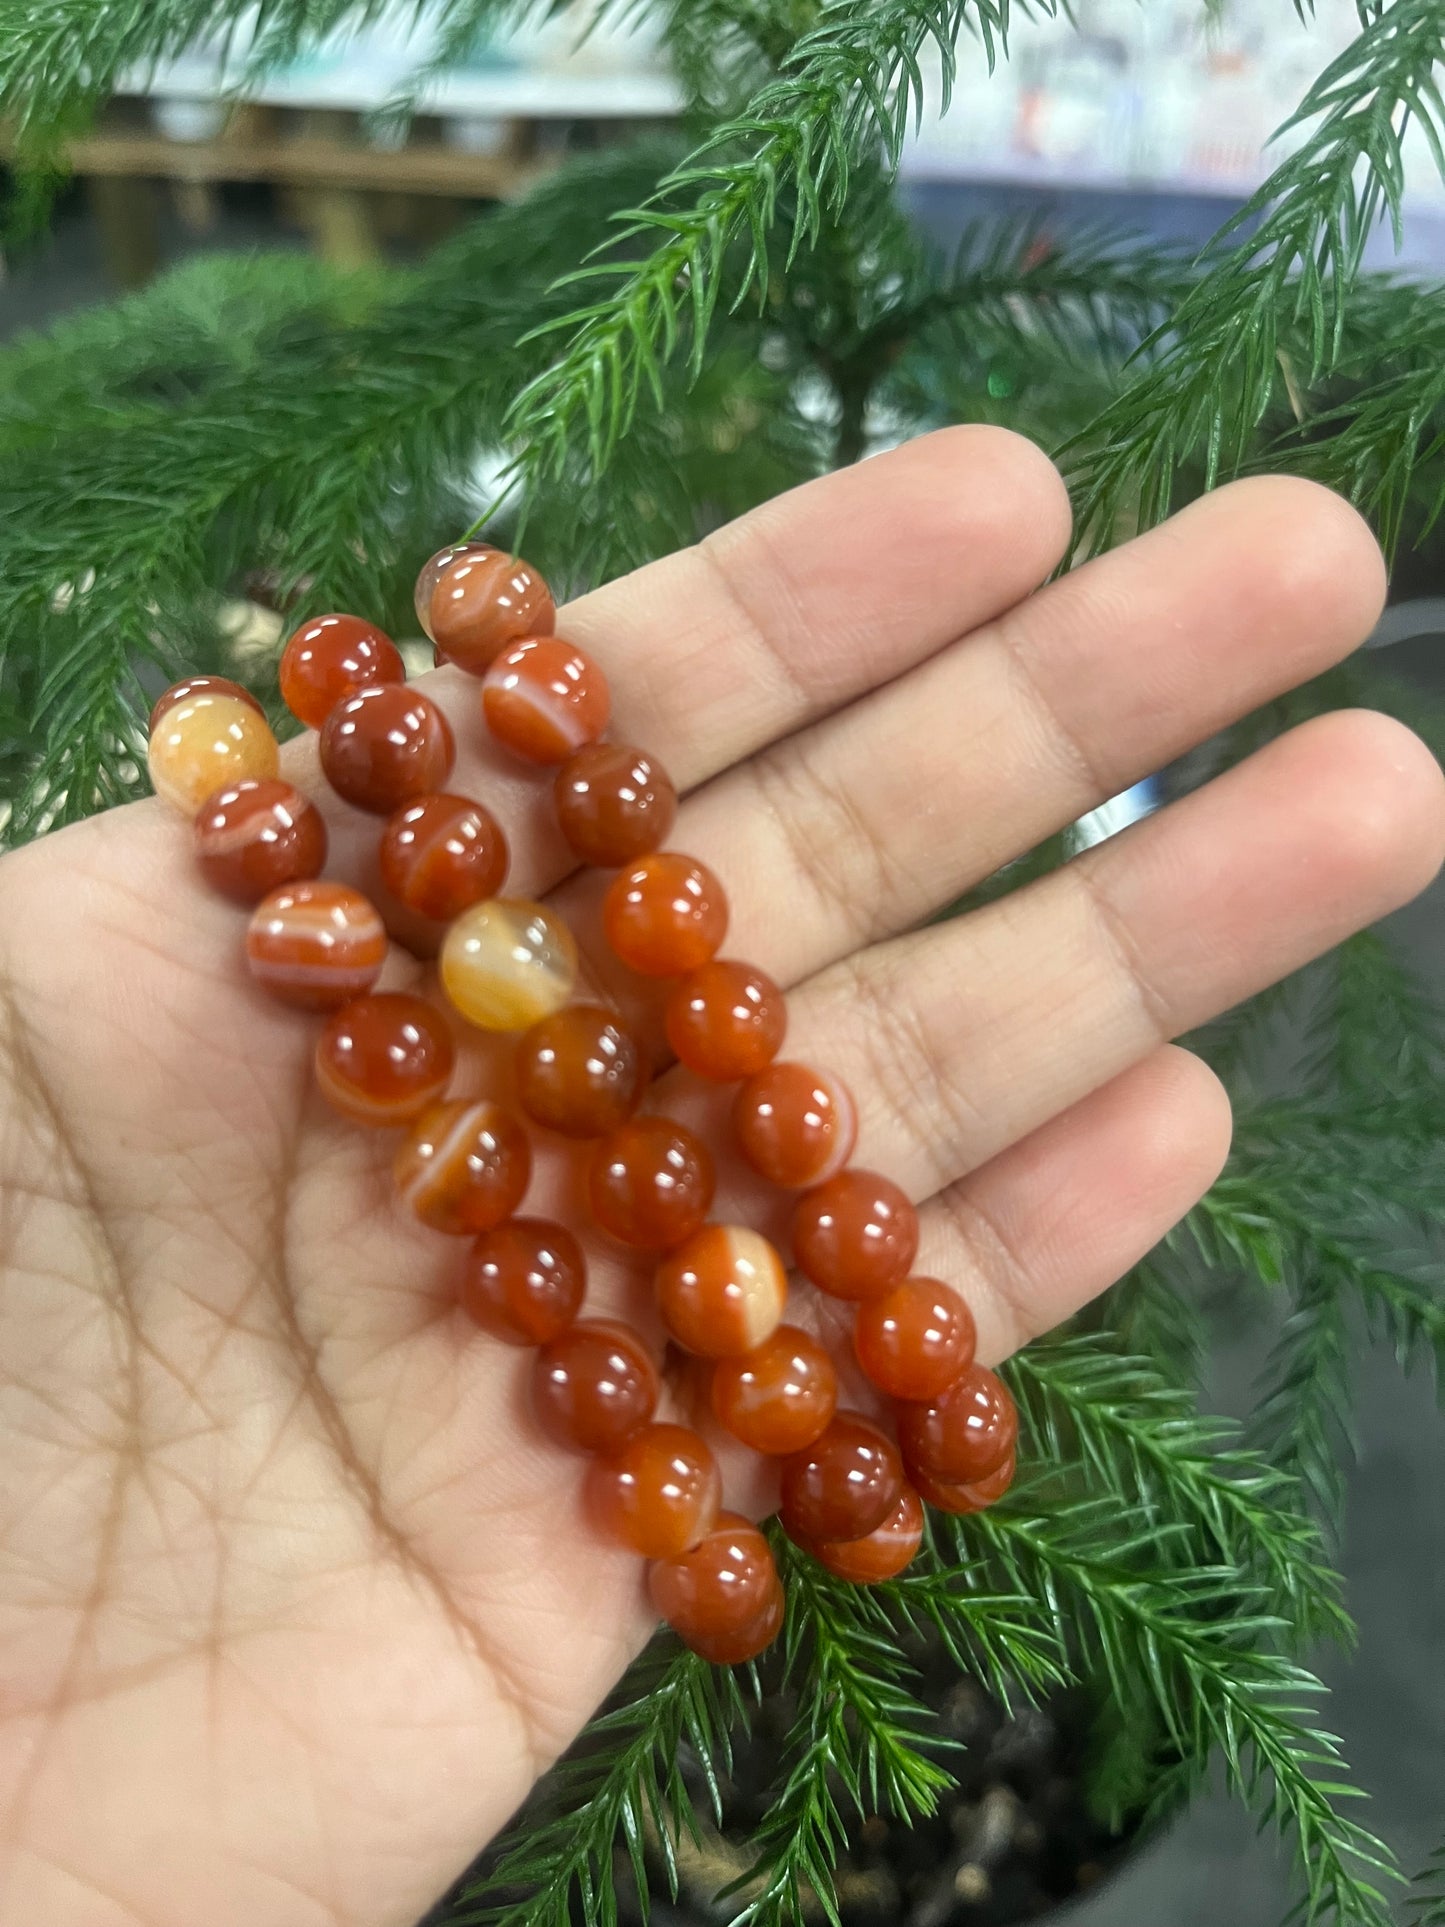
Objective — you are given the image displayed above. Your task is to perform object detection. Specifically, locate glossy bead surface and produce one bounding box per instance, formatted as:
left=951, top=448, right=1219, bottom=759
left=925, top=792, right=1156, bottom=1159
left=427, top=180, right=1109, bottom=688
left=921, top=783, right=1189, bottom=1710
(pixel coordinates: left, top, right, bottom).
left=246, top=881, right=386, bottom=1009
left=792, top=1170, right=920, bottom=1302
left=649, top=1513, right=783, bottom=1664
left=279, top=613, right=405, bottom=729
left=481, top=637, right=610, bottom=765
left=665, top=959, right=787, bottom=1081
left=533, top=1319, right=659, bottom=1454
left=193, top=778, right=327, bottom=903
left=414, top=540, right=494, bottom=641
left=655, top=1225, right=788, bottom=1358
left=911, top=1453, right=1016, bottom=1516
left=554, top=744, right=677, bottom=868
left=440, top=898, right=579, bottom=1032
left=780, top=1412, right=905, bottom=1546
left=854, top=1277, right=977, bottom=1403
left=515, top=1004, right=648, bottom=1138
left=603, top=854, right=728, bottom=978
left=395, top=1098, right=532, bottom=1234
left=150, top=675, right=263, bottom=732
left=378, top=792, right=509, bottom=922
left=314, top=993, right=454, bottom=1125
left=896, top=1364, right=1019, bottom=1486
left=710, top=1324, right=837, bottom=1456
left=319, top=683, right=455, bottom=814
left=460, top=1217, right=584, bottom=1345
left=148, top=693, right=279, bottom=815
left=807, top=1486, right=924, bottom=1585
left=428, top=546, right=556, bottom=674
left=585, top=1422, right=721, bottom=1559
left=733, top=1061, right=857, bottom=1189
left=589, top=1117, right=715, bottom=1250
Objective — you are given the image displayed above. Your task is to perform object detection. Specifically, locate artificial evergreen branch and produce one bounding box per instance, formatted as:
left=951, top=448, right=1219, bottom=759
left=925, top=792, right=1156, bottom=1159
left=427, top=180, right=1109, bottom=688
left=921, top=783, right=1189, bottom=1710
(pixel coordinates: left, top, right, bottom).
left=1409, top=1845, right=1445, bottom=1927
left=1252, top=1275, right=1358, bottom=1531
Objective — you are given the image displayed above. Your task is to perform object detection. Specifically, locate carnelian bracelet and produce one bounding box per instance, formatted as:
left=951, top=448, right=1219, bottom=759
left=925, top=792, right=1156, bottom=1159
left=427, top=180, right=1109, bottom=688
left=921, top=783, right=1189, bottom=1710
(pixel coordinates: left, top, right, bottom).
left=145, top=541, right=1019, bottom=1667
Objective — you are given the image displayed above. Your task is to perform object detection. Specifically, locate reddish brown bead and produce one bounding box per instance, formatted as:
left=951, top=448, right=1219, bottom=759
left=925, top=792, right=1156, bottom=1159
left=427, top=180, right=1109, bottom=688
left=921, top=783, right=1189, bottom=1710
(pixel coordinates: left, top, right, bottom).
left=150, top=675, right=264, bottom=732
left=779, top=1412, right=905, bottom=1546
left=378, top=792, right=509, bottom=922
left=655, top=1225, right=788, bottom=1359
left=665, top=959, right=787, bottom=1082
left=649, top=1513, right=783, bottom=1664
left=395, top=1098, right=532, bottom=1235
left=807, top=1486, right=924, bottom=1585
left=585, top=1422, right=722, bottom=1559
left=734, top=1060, right=857, bottom=1189
left=279, top=613, right=405, bottom=729
left=896, top=1365, right=1018, bottom=1487
left=911, top=1453, right=1016, bottom=1516
left=515, top=1004, right=648, bottom=1139
left=414, top=540, right=493, bottom=641
left=193, top=778, right=327, bottom=903
left=314, top=992, right=454, bottom=1126
left=533, top=1319, right=659, bottom=1454
left=854, top=1277, right=977, bottom=1403
left=246, top=880, right=387, bottom=1010
left=602, top=853, right=728, bottom=978
left=481, top=637, right=611, bottom=765
left=554, top=744, right=678, bottom=868
left=320, top=683, right=455, bottom=814
left=589, top=1117, right=715, bottom=1251
left=460, top=1218, right=585, bottom=1346
left=710, top=1324, right=838, bottom=1456
left=792, top=1170, right=920, bottom=1303
left=428, top=547, right=556, bottom=675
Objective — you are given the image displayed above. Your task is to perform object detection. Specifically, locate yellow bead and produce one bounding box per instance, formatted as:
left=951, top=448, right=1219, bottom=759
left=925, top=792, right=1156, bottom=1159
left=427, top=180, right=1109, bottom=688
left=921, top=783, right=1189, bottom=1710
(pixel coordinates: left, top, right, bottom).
left=148, top=693, right=279, bottom=815
left=440, top=898, right=579, bottom=1032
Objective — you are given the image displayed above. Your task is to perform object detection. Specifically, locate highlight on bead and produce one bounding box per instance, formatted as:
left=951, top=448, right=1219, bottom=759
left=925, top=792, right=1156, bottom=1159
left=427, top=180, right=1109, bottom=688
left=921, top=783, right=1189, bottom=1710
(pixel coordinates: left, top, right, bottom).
left=482, top=636, right=611, bottom=765
left=792, top=1168, right=920, bottom=1301
left=734, top=1059, right=857, bottom=1189
left=779, top=1411, right=905, bottom=1547
left=460, top=1217, right=584, bottom=1346
left=148, top=689, right=280, bottom=815
left=193, top=778, right=328, bottom=904
left=710, top=1324, right=838, bottom=1456
left=414, top=540, right=495, bottom=644
left=425, top=545, right=556, bottom=674
left=853, top=1276, right=977, bottom=1403
left=395, top=1097, right=532, bottom=1235
left=245, top=880, right=387, bottom=1010
left=588, top=1115, right=716, bottom=1250
left=150, top=674, right=264, bottom=732
left=320, top=683, right=456, bottom=814
left=665, top=958, right=787, bottom=1081
left=803, top=1486, right=925, bottom=1584
left=440, top=897, right=579, bottom=1032
left=602, top=851, right=729, bottom=977
left=895, top=1363, right=1019, bottom=1488
left=655, top=1224, right=788, bottom=1358
left=648, top=1513, right=784, bottom=1665
left=533, top=1319, right=660, bottom=1455
left=378, top=792, right=509, bottom=922
left=314, top=992, right=455, bottom=1126
left=278, top=612, right=405, bottom=730
left=554, top=743, right=678, bottom=868
left=584, top=1422, right=722, bottom=1559
left=515, top=1003, right=649, bottom=1138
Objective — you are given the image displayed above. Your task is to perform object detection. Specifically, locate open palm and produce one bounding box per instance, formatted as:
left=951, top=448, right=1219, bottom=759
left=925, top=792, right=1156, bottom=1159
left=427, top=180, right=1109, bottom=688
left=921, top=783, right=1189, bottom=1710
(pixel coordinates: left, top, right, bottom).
left=0, top=431, right=1439, bottom=1927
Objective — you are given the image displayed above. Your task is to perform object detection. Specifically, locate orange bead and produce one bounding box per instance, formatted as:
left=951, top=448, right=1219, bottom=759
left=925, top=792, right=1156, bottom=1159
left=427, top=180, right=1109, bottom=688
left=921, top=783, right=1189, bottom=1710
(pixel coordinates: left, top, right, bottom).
left=193, top=778, right=327, bottom=903
left=394, top=1098, right=532, bottom=1234
left=148, top=692, right=279, bottom=814
left=481, top=637, right=611, bottom=765
left=649, top=1512, right=783, bottom=1663
left=854, top=1278, right=977, bottom=1403
left=428, top=546, right=556, bottom=674
left=665, top=959, right=787, bottom=1081
left=515, top=1004, right=648, bottom=1139
left=414, top=540, right=493, bottom=641
left=533, top=1319, right=659, bottom=1454
left=320, top=684, right=455, bottom=814
left=806, top=1486, right=924, bottom=1584
left=911, top=1453, right=1016, bottom=1517
left=602, top=853, right=728, bottom=978
left=780, top=1412, right=905, bottom=1546
left=279, top=613, right=405, bottom=729
left=441, top=898, right=578, bottom=1032
left=792, top=1170, right=919, bottom=1302
left=734, top=1061, right=856, bottom=1189
left=896, top=1365, right=1018, bottom=1487
left=655, top=1225, right=788, bottom=1358
left=710, top=1324, right=837, bottom=1456
left=589, top=1117, right=715, bottom=1250
left=554, top=744, right=677, bottom=868
left=246, top=880, right=387, bottom=1010
left=585, top=1422, right=722, bottom=1558
left=460, top=1217, right=584, bottom=1345
left=150, top=675, right=264, bottom=732
left=314, top=993, right=454, bottom=1125
left=378, top=792, right=509, bottom=922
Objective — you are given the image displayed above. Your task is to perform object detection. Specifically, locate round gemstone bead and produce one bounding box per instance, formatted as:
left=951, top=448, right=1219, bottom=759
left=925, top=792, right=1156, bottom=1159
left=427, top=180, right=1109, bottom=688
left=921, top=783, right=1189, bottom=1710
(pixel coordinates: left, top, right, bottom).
left=854, top=1277, right=977, bottom=1403
left=806, top=1487, right=924, bottom=1585
left=150, top=675, right=264, bottom=732
left=515, top=1004, right=648, bottom=1138
left=319, top=683, right=454, bottom=814
left=779, top=1412, right=905, bottom=1546
left=554, top=744, right=677, bottom=868
left=603, top=853, right=728, bottom=978
left=533, top=1319, right=659, bottom=1454
left=896, top=1364, right=1019, bottom=1486
left=378, top=792, right=509, bottom=922
left=314, top=993, right=454, bottom=1125
left=710, top=1324, right=837, bottom=1456
left=655, top=1225, right=788, bottom=1358
left=440, top=898, right=579, bottom=1032
left=279, top=613, right=405, bottom=729
left=460, top=1217, right=584, bottom=1345
left=585, top=1422, right=722, bottom=1559
left=665, top=959, right=787, bottom=1082
left=414, top=540, right=494, bottom=642
left=394, top=1097, right=532, bottom=1234
left=910, top=1453, right=1016, bottom=1516
left=193, top=778, right=327, bottom=903
left=481, top=637, right=611, bottom=765
left=246, top=881, right=387, bottom=1010
left=589, top=1117, right=715, bottom=1251
left=792, top=1170, right=919, bottom=1302
left=148, top=692, right=279, bottom=815
left=734, top=1061, right=857, bottom=1189
left=649, top=1513, right=783, bottom=1665
left=428, top=546, right=556, bottom=674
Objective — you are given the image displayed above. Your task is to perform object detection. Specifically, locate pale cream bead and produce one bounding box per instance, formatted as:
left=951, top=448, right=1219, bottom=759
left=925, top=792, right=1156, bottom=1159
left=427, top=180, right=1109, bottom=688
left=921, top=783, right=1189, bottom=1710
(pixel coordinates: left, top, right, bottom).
left=147, top=693, right=279, bottom=815
left=440, top=898, right=579, bottom=1032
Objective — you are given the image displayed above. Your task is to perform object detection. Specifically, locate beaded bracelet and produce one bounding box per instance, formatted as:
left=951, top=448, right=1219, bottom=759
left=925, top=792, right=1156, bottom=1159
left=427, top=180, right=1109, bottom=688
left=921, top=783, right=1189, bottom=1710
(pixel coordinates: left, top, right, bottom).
left=145, top=540, right=1019, bottom=1668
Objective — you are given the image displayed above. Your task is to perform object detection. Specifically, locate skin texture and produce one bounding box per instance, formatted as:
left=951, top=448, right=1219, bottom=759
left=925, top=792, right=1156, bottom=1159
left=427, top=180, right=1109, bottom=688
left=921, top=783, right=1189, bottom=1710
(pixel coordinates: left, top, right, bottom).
left=0, top=429, right=1440, bottom=1927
